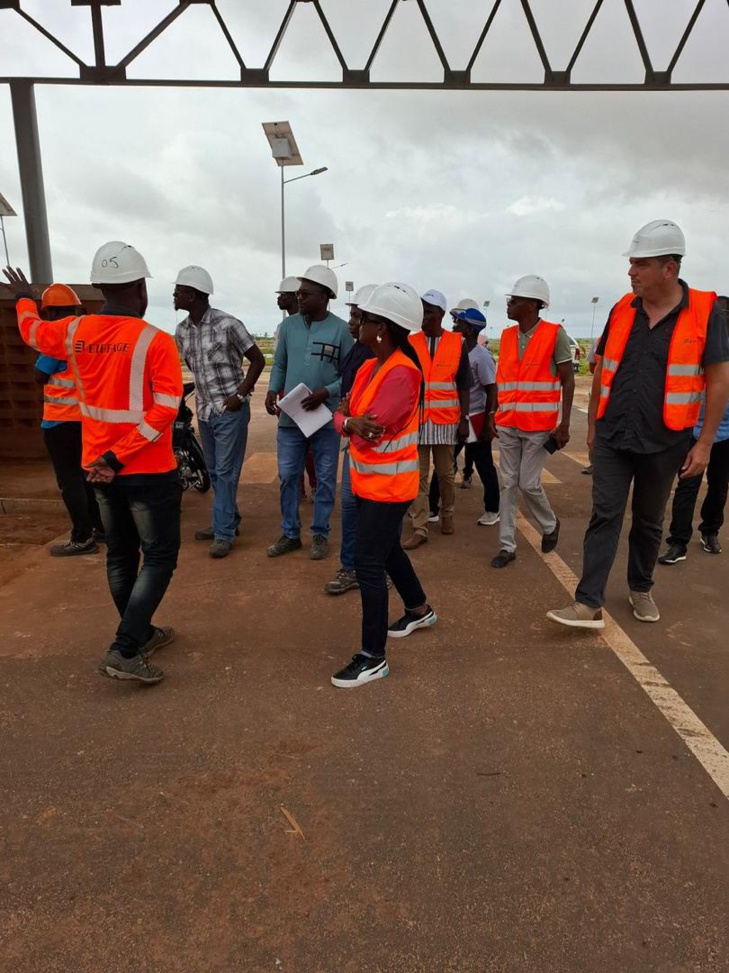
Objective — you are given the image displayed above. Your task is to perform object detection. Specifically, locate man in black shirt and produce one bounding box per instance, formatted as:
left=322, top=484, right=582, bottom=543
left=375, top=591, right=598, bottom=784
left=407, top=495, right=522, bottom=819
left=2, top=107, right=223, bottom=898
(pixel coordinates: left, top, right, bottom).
left=548, top=221, right=729, bottom=629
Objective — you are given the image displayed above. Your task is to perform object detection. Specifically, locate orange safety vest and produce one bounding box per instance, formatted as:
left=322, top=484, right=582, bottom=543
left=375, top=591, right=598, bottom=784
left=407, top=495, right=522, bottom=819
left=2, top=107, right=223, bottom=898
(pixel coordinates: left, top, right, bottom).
left=42, top=362, right=81, bottom=423
left=17, top=299, right=182, bottom=475
left=409, top=330, right=462, bottom=425
left=495, top=320, right=562, bottom=432
left=348, top=350, right=421, bottom=503
left=597, top=289, right=714, bottom=431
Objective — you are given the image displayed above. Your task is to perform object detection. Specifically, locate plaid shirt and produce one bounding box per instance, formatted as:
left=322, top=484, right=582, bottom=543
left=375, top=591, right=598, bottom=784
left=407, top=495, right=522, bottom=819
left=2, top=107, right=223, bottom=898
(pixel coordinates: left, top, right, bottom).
left=175, top=307, right=255, bottom=421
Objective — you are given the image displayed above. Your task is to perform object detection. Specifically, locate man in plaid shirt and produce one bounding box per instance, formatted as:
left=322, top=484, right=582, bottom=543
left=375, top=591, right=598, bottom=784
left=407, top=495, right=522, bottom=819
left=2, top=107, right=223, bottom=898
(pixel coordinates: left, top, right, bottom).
left=175, top=265, right=265, bottom=558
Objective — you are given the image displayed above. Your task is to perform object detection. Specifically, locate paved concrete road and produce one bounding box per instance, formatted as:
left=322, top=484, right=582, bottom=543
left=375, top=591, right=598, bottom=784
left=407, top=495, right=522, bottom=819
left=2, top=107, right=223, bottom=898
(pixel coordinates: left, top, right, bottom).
left=1, top=387, right=727, bottom=973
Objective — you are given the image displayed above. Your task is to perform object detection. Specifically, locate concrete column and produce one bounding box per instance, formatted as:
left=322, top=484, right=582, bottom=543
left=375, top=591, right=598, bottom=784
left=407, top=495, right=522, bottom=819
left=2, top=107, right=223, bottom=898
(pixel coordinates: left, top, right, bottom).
left=10, top=81, right=53, bottom=284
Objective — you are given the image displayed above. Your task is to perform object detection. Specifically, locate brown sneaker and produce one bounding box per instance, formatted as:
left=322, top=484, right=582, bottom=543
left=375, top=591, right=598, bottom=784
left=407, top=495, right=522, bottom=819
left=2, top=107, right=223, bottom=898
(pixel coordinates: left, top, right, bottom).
left=629, top=590, right=660, bottom=622
left=310, top=534, right=329, bottom=560
left=441, top=515, right=454, bottom=535
left=267, top=535, right=303, bottom=557
left=402, top=532, right=427, bottom=551
left=546, top=602, right=605, bottom=629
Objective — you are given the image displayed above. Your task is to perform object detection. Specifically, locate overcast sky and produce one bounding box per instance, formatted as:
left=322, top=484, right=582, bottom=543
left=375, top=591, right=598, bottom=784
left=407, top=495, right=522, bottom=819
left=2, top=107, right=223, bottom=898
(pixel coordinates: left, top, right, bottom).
left=1, top=0, right=728, bottom=339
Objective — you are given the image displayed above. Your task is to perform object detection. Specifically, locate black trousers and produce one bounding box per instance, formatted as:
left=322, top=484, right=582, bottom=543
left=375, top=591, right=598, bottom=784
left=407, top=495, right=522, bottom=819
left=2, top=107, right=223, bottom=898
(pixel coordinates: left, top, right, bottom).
left=430, top=440, right=500, bottom=514
left=43, top=422, right=104, bottom=543
left=95, top=473, right=182, bottom=657
left=355, top=497, right=427, bottom=658
left=667, top=437, right=729, bottom=546
left=576, top=437, right=689, bottom=608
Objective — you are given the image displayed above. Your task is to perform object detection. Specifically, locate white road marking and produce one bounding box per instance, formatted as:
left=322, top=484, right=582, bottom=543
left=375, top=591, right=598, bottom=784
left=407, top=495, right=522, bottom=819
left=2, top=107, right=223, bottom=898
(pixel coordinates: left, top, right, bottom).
left=517, top=513, right=729, bottom=800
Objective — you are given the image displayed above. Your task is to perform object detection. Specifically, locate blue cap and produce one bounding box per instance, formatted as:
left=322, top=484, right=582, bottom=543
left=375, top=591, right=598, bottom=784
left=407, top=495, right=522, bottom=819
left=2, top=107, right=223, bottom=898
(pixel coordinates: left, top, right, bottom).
left=454, top=307, right=486, bottom=331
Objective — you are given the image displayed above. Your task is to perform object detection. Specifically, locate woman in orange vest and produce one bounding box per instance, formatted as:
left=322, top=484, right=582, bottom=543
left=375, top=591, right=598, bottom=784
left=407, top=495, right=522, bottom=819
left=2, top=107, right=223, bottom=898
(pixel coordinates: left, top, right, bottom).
left=34, top=284, right=105, bottom=556
left=331, top=283, right=437, bottom=688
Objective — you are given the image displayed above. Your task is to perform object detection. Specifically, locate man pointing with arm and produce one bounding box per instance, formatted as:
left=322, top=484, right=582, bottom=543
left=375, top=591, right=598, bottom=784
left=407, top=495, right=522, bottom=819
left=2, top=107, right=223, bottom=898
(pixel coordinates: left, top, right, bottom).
left=5, top=241, right=183, bottom=685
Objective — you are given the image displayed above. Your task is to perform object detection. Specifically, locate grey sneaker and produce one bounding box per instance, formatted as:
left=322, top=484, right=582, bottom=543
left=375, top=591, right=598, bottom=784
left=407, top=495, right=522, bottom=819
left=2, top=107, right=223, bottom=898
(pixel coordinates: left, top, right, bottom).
left=210, top=539, right=233, bottom=558
left=98, top=650, right=164, bottom=684
left=143, top=626, right=175, bottom=656
left=629, top=590, right=660, bottom=623
left=310, top=534, right=329, bottom=560
left=546, top=602, right=605, bottom=629
left=324, top=568, right=359, bottom=595
left=267, top=535, right=302, bottom=557
left=49, top=537, right=99, bottom=557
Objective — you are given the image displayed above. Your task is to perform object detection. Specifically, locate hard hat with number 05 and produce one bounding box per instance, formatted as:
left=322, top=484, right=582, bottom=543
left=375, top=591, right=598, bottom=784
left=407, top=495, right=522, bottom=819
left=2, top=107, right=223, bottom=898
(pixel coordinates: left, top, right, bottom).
left=507, top=275, right=550, bottom=308
left=298, top=265, right=338, bottom=299
left=359, top=282, right=423, bottom=333
left=623, top=220, right=686, bottom=258
left=175, top=265, right=214, bottom=295
left=347, top=283, right=378, bottom=307
left=41, top=283, right=81, bottom=308
left=90, top=241, right=151, bottom=285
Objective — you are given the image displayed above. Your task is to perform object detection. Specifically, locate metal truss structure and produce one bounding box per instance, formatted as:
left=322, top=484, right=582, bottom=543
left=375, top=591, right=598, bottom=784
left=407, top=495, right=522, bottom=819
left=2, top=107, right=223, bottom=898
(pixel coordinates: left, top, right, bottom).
left=2, top=0, right=728, bottom=92
left=2, top=0, right=728, bottom=281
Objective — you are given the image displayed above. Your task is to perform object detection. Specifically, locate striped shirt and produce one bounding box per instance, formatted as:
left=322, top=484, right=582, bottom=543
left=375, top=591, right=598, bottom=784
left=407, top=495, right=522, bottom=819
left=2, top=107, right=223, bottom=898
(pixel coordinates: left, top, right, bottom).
left=176, top=307, right=255, bottom=421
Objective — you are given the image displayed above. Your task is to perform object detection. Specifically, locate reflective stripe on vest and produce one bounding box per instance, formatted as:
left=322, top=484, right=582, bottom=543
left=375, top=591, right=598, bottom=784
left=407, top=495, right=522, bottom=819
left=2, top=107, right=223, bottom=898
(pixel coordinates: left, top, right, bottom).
left=42, top=363, right=81, bottom=422
left=596, top=289, right=715, bottom=431
left=495, top=321, right=561, bottom=432
left=410, top=331, right=462, bottom=426
left=350, top=457, right=420, bottom=476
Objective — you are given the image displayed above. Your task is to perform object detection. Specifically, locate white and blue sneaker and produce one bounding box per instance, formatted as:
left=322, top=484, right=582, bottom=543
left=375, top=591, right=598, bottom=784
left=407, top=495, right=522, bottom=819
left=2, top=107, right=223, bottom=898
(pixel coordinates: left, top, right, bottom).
left=331, top=653, right=389, bottom=689
left=387, top=605, right=437, bottom=639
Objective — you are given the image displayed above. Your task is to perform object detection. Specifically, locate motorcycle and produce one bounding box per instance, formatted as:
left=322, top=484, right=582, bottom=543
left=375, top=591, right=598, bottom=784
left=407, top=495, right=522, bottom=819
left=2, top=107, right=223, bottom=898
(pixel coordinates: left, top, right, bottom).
left=173, top=382, right=211, bottom=493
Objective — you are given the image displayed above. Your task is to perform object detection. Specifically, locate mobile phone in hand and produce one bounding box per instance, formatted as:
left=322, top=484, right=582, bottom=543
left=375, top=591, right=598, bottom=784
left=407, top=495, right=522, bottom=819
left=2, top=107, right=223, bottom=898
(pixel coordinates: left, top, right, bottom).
left=543, top=435, right=559, bottom=454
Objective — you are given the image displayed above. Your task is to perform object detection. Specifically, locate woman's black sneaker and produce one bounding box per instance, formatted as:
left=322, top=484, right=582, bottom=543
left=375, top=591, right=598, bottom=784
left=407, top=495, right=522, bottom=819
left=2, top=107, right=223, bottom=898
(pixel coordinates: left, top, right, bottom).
left=701, top=533, right=721, bottom=555
left=387, top=605, right=437, bottom=639
left=331, top=654, right=389, bottom=688
left=658, top=543, right=687, bottom=565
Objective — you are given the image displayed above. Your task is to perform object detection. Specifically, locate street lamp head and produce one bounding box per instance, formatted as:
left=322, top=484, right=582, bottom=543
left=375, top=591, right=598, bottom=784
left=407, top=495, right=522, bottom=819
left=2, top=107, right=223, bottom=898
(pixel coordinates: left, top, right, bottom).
left=591, top=296, right=599, bottom=303
left=311, top=167, right=328, bottom=176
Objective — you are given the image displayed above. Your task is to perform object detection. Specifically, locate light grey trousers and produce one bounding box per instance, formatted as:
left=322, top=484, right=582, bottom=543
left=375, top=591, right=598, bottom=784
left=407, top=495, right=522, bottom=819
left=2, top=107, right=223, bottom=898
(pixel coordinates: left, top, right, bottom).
left=497, top=426, right=557, bottom=553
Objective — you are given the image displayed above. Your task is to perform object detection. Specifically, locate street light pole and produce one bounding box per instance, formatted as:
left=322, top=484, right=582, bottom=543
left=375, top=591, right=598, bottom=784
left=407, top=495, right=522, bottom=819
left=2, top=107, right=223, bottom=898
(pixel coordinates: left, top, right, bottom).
left=280, top=167, right=328, bottom=279
left=590, top=296, right=600, bottom=340
left=280, top=165, right=285, bottom=279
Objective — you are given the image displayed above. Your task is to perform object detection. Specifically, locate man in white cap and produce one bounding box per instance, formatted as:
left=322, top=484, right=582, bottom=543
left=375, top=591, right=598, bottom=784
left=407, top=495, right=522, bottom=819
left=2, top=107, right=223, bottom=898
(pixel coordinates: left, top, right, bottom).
left=175, top=266, right=265, bottom=558
left=491, top=275, right=574, bottom=569
left=548, top=221, right=729, bottom=629
left=5, top=245, right=183, bottom=685
left=265, top=265, right=354, bottom=560
left=403, top=289, right=471, bottom=548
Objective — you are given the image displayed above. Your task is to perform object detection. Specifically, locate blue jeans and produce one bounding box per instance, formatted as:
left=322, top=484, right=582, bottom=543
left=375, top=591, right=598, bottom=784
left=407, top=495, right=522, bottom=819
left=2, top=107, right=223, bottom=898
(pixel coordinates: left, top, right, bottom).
left=95, top=472, right=182, bottom=657
left=277, top=424, right=340, bottom=539
left=340, top=448, right=358, bottom=570
left=198, top=404, right=250, bottom=541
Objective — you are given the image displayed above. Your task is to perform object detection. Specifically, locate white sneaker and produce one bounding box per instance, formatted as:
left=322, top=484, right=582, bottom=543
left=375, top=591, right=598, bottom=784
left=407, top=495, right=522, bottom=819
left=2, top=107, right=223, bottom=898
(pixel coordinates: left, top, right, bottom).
left=477, top=512, right=500, bottom=526
left=427, top=512, right=439, bottom=523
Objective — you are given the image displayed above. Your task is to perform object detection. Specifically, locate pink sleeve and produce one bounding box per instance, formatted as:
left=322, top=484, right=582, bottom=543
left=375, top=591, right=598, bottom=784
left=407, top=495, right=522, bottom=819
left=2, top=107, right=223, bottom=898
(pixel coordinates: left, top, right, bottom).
left=349, top=365, right=421, bottom=449
left=333, top=411, right=347, bottom=435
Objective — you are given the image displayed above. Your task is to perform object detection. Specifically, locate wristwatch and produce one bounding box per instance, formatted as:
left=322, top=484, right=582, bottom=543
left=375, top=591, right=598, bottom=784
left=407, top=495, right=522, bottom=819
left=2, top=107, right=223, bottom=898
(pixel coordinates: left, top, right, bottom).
left=236, top=392, right=246, bottom=403
left=461, top=413, right=470, bottom=422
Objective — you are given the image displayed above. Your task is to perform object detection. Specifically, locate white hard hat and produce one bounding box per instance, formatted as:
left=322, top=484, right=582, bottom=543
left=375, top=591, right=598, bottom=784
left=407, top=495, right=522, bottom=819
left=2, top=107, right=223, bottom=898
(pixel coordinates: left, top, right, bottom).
left=421, top=289, right=448, bottom=312
left=623, top=220, right=686, bottom=258
left=298, top=264, right=338, bottom=299
left=507, top=275, right=550, bottom=308
left=90, top=241, right=151, bottom=285
left=276, top=276, right=300, bottom=293
left=347, top=283, right=378, bottom=307
left=450, top=298, right=479, bottom=314
left=359, top=282, right=423, bottom=333
left=175, top=265, right=214, bottom=295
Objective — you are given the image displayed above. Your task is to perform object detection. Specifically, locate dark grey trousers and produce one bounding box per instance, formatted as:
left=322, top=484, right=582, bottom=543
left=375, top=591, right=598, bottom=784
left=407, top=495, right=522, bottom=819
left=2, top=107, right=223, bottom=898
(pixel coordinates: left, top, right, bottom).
left=575, top=437, right=689, bottom=608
